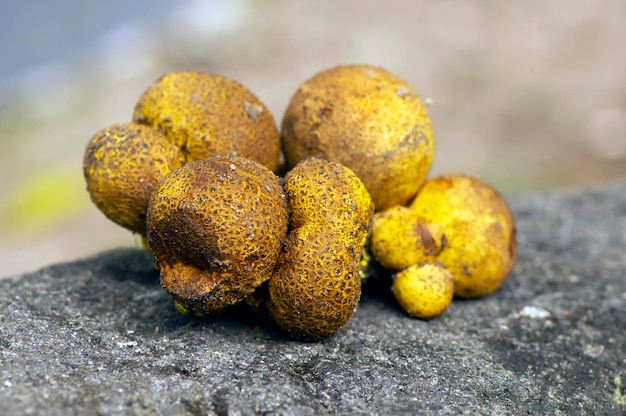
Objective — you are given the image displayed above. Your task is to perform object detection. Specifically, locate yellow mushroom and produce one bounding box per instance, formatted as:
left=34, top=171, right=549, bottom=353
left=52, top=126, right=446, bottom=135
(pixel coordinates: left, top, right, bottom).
left=392, top=263, right=454, bottom=319
left=83, top=122, right=185, bottom=236
left=134, top=71, right=282, bottom=172
left=281, top=64, right=434, bottom=210
left=371, top=173, right=517, bottom=299
left=268, top=158, right=374, bottom=341
left=409, top=174, right=517, bottom=298
left=370, top=206, right=445, bottom=271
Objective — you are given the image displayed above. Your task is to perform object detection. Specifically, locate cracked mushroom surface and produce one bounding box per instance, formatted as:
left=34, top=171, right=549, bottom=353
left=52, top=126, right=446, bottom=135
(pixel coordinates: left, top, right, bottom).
left=268, top=158, right=374, bottom=341
left=133, top=71, right=282, bottom=172
left=83, top=122, right=185, bottom=236
left=146, top=155, right=288, bottom=315
left=281, top=64, right=434, bottom=210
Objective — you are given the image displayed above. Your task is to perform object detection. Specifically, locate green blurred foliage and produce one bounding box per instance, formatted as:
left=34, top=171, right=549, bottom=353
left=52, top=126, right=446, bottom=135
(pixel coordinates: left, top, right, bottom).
left=1, top=164, right=88, bottom=241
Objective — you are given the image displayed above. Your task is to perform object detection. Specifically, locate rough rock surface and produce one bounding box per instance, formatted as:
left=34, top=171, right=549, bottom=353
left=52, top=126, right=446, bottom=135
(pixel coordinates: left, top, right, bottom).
left=1, top=182, right=625, bottom=415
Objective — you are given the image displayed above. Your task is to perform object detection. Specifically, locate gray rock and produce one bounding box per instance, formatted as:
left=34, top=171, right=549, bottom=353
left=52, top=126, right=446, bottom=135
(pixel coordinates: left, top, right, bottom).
left=1, top=182, right=625, bottom=416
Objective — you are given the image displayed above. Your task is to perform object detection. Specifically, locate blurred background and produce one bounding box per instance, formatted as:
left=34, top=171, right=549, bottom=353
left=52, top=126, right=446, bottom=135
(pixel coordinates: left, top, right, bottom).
left=1, top=0, right=625, bottom=277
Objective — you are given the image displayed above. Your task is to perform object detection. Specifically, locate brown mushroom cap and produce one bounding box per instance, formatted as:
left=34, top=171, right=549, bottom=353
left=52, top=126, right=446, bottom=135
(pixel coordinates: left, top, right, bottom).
left=147, top=155, right=288, bottom=314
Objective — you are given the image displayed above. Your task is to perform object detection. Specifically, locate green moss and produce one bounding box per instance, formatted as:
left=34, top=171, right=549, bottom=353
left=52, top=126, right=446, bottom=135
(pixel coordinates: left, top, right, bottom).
left=173, top=299, right=205, bottom=318
left=614, top=375, right=626, bottom=408
left=1, top=164, right=87, bottom=238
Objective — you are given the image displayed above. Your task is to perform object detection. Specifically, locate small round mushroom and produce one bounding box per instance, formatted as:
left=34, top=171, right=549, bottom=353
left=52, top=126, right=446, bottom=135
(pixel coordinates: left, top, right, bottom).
left=392, top=263, right=454, bottom=319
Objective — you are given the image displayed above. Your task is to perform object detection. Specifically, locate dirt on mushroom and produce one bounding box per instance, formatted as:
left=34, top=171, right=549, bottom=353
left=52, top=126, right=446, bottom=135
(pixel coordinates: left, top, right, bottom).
left=146, top=155, right=289, bottom=315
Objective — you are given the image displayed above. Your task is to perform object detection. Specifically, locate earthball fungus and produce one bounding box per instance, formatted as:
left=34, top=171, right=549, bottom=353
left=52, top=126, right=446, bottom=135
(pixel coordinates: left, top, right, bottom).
left=146, top=155, right=289, bottom=315
left=281, top=64, right=434, bottom=210
left=268, top=158, right=374, bottom=341
left=391, top=263, right=454, bottom=319
left=408, top=174, right=517, bottom=298
left=134, top=71, right=282, bottom=172
left=371, top=173, right=517, bottom=300
left=81, top=65, right=519, bottom=337
left=83, top=122, right=185, bottom=236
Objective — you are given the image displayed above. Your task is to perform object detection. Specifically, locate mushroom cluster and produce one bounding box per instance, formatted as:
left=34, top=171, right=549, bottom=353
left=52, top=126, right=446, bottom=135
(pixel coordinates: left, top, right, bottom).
left=370, top=174, right=517, bottom=318
left=83, top=65, right=516, bottom=340
left=278, top=64, right=517, bottom=320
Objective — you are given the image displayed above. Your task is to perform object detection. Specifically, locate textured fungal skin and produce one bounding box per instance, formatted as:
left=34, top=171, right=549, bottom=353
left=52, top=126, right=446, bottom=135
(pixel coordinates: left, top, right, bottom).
left=392, top=263, right=454, bottom=319
left=83, top=122, right=185, bottom=235
left=146, top=155, right=288, bottom=314
left=268, top=158, right=374, bottom=341
left=371, top=174, right=517, bottom=298
left=133, top=71, right=281, bottom=172
left=281, top=64, right=434, bottom=211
